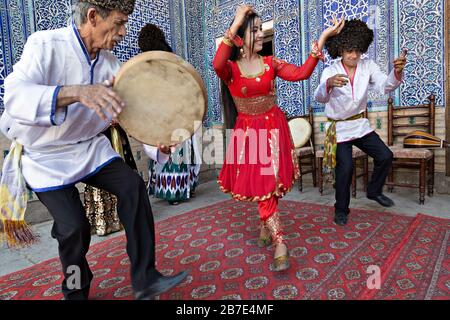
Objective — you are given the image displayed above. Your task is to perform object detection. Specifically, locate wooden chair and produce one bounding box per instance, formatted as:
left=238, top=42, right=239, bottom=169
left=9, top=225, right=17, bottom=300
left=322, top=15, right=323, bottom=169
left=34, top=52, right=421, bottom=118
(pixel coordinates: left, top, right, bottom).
left=316, top=109, right=369, bottom=197
left=289, top=108, right=316, bottom=192
left=386, top=94, right=435, bottom=204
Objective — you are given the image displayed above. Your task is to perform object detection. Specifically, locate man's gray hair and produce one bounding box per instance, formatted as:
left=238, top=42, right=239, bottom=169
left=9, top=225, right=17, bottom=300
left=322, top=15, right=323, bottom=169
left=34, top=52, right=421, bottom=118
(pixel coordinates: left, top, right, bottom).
left=72, top=1, right=111, bottom=27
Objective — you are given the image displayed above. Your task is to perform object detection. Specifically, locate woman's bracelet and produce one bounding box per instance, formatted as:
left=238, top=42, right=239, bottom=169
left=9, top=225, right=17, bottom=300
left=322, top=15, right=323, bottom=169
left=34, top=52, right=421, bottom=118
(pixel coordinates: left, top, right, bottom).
left=223, top=28, right=244, bottom=47
left=311, top=41, right=325, bottom=61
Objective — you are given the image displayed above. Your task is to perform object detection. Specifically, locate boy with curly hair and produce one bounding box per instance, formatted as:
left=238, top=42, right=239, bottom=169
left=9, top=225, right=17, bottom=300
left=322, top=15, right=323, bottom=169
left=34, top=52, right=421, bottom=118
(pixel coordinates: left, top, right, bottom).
left=314, top=19, right=407, bottom=226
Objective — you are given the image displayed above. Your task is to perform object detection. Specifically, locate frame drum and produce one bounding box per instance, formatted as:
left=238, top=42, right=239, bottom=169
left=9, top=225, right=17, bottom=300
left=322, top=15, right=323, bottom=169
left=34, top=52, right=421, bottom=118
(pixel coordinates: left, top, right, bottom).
left=114, top=51, right=207, bottom=146
left=288, top=117, right=312, bottom=148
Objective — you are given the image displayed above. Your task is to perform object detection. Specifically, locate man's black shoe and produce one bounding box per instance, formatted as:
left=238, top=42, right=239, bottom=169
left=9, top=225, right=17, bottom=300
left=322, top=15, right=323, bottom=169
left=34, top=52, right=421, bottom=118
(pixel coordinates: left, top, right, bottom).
left=134, top=270, right=189, bottom=300
left=334, top=212, right=348, bottom=226
left=367, top=194, right=395, bottom=207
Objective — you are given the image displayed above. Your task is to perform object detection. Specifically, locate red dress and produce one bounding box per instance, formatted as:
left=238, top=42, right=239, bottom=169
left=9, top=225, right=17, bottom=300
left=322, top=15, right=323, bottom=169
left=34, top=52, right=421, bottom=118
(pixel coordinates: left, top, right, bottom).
left=213, top=41, right=319, bottom=202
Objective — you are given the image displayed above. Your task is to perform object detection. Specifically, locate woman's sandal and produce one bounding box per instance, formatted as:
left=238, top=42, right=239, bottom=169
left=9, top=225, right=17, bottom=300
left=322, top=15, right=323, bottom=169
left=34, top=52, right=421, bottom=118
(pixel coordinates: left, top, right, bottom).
left=257, top=235, right=273, bottom=248
left=272, top=244, right=290, bottom=271
left=257, top=226, right=273, bottom=248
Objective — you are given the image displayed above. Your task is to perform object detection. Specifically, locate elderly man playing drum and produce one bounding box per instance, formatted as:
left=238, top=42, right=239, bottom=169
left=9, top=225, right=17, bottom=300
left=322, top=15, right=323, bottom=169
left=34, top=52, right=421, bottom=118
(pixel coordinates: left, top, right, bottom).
left=0, top=0, right=188, bottom=300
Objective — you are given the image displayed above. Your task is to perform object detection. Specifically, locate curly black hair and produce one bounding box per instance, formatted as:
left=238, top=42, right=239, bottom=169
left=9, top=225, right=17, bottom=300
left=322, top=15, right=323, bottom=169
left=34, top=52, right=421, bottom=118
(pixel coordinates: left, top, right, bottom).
left=138, top=23, right=173, bottom=53
left=325, top=19, right=374, bottom=59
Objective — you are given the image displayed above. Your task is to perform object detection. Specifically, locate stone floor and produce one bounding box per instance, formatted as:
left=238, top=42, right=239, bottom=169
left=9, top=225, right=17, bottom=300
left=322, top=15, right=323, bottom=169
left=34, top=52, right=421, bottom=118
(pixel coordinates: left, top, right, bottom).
left=1, top=179, right=449, bottom=277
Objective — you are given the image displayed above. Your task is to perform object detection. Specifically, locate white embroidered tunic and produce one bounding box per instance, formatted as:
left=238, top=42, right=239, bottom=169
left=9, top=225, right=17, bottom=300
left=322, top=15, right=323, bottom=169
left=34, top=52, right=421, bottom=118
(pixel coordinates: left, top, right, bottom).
left=314, top=58, right=402, bottom=143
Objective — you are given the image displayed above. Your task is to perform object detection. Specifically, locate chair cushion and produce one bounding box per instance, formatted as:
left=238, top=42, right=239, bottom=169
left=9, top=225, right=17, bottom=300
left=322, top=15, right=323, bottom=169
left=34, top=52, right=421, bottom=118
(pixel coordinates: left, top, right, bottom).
left=315, top=147, right=366, bottom=158
left=389, top=146, right=433, bottom=159
left=295, top=146, right=313, bottom=157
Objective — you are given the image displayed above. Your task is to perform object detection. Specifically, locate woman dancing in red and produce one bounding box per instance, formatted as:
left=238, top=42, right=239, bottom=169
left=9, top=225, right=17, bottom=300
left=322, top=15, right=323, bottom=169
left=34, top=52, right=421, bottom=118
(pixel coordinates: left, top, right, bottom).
left=213, top=4, right=344, bottom=271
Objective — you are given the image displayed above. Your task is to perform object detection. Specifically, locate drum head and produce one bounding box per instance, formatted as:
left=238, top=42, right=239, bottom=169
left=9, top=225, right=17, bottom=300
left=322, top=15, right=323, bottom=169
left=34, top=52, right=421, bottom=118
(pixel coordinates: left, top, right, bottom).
left=288, top=118, right=312, bottom=148
left=114, top=51, right=207, bottom=146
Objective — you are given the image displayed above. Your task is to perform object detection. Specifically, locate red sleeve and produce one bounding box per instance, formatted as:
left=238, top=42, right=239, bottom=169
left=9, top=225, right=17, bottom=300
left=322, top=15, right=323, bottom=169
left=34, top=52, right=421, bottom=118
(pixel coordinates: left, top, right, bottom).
left=213, top=41, right=233, bottom=83
left=272, top=55, right=319, bottom=82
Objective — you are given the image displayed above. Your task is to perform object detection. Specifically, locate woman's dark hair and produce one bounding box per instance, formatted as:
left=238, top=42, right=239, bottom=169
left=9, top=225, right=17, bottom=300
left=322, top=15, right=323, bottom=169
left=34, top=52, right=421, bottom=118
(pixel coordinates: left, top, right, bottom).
left=325, top=19, right=374, bottom=59
left=138, top=23, right=173, bottom=53
left=221, top=12, right=260, bottom=129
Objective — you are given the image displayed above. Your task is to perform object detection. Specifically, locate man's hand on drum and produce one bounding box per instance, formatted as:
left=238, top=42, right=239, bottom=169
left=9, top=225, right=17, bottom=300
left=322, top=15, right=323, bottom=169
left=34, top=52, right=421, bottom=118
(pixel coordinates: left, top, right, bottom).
left=77, top=78, right=124, bottom=121
left=158, top=144, right=172, bottom=155
left=157, top=142, right=181, bottom=155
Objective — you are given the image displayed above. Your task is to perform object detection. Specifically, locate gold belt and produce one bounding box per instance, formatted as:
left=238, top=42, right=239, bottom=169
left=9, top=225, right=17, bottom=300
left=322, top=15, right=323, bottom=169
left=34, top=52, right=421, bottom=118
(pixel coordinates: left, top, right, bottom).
left=327, top=113, right=364, bottom=122
left=233, top=95, right=276, bottom=115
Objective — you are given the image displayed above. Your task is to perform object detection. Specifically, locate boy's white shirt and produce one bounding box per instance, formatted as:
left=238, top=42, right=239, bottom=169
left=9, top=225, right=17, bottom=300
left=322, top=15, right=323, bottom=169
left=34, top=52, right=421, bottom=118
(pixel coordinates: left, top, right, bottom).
left=314, top=57, right=402, bottom=143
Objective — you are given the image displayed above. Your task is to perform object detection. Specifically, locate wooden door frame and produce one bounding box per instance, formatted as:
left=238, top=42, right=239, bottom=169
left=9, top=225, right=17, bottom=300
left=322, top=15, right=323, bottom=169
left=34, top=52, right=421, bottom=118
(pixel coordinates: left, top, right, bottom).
left=446, top=0, right=450, bottom=175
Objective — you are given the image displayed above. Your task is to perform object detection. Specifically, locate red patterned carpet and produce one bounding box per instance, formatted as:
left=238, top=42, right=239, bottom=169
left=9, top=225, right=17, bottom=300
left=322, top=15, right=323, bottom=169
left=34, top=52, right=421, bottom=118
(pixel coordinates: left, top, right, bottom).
left=0, top=200, right=449, bottom=300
